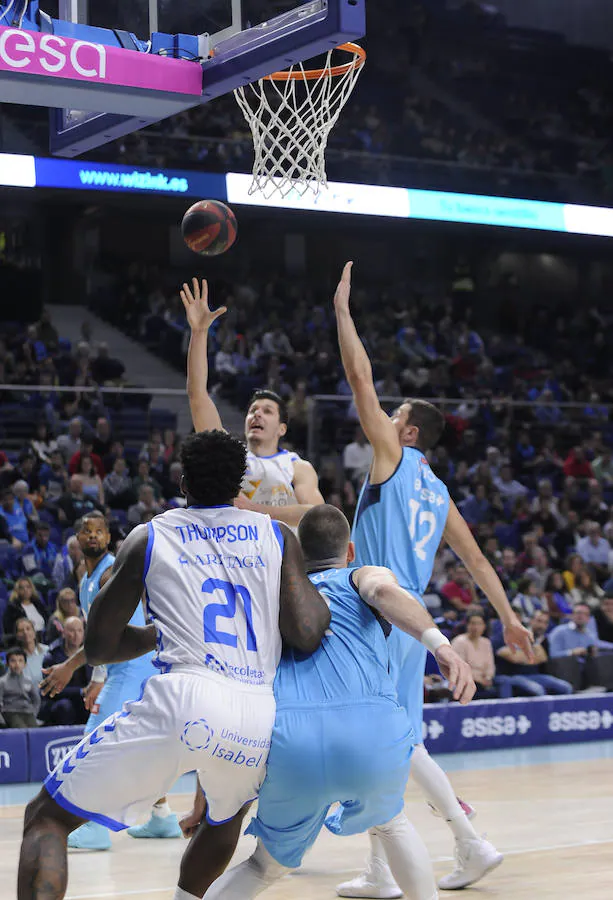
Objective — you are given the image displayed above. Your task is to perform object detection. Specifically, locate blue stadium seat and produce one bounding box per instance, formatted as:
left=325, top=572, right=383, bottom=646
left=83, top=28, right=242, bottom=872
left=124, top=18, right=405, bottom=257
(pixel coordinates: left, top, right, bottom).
left=494, top=523, right=520, bottom=551
left=149, top=409, right=177, bottom=431
left=46, top=589, right=58, bottom=614
left=39, top=509, right=57, bottom=526
left=0, top=582, right=9, bottom=643
left=111, top=510, right=128, bottom=527
left=0, top=545, right=19, bottom=579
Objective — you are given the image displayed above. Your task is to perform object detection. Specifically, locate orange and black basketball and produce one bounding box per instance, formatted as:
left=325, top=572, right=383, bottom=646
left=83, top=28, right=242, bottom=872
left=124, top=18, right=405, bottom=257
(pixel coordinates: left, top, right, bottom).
left=181, top=200, right=238, bottom=256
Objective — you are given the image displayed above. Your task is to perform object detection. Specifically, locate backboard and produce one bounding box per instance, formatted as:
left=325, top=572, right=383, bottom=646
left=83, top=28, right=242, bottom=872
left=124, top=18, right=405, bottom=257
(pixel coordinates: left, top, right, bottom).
left=0, top=0, right=365, bottom=157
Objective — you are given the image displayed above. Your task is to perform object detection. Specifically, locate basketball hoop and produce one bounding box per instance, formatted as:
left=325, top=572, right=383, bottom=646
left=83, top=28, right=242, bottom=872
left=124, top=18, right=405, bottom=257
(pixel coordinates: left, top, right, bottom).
left=234, top=42, right=366, bottom=199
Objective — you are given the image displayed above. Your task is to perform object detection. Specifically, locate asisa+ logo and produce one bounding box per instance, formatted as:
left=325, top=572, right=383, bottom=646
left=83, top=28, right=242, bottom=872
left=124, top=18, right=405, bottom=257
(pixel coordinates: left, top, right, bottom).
left=181, top=719, right=214, bottom=752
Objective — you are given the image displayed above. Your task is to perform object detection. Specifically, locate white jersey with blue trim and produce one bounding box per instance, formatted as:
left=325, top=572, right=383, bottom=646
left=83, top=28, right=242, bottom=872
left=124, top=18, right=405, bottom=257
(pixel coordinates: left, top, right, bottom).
left=242, top=449, right=301, bottom=507
left=143, top=505, right=284, bottom=690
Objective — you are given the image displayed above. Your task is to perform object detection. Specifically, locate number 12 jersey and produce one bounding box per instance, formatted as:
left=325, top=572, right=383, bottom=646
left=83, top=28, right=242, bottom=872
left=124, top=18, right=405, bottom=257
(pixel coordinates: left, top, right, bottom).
left=143, top=505, right=284, bottom=689
left=352, top=447, right=450, bottom=595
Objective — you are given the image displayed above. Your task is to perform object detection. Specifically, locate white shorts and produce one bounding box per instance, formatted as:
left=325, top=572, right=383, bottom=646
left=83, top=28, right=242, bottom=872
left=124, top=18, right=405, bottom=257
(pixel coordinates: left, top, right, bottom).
left=44, top=667, right=276, bottom=828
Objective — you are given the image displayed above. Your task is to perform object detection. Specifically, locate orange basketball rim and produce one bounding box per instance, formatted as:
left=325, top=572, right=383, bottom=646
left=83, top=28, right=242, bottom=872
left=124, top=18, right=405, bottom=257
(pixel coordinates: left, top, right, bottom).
left=266, top=42, right=366, bottom=82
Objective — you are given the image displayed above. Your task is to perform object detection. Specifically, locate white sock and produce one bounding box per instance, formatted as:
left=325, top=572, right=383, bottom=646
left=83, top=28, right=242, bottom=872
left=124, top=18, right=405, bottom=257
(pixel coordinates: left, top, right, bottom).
left=203, top=840, right=291, bottom=899
left=410, top=744, right=477, bottom=842
left=368, top=832, right=389, bottom=869
left=152, top=800, right=172, bottom=818
left=373, top=813, right=438, bottom=900
left=174, top=888, right=200, bottom=900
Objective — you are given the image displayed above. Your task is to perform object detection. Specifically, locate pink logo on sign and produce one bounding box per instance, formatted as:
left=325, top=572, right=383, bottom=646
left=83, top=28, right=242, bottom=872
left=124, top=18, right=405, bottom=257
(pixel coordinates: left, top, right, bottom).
left=0, top=26, right=202, bottom=96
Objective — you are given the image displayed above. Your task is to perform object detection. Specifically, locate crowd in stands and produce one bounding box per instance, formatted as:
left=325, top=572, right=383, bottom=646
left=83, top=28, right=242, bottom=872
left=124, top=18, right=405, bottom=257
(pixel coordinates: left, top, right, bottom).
left=3, top=245, right=613, bottom=730
left=99, top=249, right=613, bottom=704
left=1, top=1, right=612, bottom=203
left=88, top=0, right=613, bottom=203
left=0, top=312, right=185, bottom=729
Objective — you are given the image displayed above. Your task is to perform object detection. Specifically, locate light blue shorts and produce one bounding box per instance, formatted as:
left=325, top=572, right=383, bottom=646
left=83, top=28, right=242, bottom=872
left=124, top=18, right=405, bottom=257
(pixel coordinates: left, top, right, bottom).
left=246, top=699, right=414, bottom=868
left=387, top=626, right=426, bottom=744
left=85, top=655, right=157, bottom=734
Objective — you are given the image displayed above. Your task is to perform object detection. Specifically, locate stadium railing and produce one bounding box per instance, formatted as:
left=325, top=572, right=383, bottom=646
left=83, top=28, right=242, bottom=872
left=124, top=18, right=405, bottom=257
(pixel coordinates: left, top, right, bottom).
left=307, top=395, right=613, bottom=466
left=0, top=383, right=187, bottom=451
left=117, top=131, right=602, bottom=203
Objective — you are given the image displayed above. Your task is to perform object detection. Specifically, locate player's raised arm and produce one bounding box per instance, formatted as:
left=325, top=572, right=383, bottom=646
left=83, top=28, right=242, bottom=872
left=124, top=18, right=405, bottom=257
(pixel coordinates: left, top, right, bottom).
left=353, top=565, right=475, bottom=704
left=181, top=277, right=228, bottom=432
left=443, top=500, right=535, bottom=661
left=85, top=525, right=157, bottom=666
left=333, top=262, right=401, bottom=477
left=277, top=523, right=331, bottom=653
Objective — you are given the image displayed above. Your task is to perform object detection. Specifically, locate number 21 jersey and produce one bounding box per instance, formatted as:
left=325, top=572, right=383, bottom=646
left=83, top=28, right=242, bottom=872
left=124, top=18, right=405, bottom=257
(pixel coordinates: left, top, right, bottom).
left=143, top=505, right=284, bottom=689
left=352, top=447, right=449, bottom=595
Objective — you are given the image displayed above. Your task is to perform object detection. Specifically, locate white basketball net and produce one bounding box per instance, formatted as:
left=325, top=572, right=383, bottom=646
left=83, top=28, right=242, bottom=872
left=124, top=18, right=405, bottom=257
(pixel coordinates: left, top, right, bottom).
left=234, top=43, right=365, bottom=199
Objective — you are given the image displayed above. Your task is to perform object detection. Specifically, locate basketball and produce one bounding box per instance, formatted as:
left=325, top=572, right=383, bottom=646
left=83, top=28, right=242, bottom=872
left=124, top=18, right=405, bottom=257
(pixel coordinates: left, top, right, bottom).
left=181, top=200, right=238, bottom=256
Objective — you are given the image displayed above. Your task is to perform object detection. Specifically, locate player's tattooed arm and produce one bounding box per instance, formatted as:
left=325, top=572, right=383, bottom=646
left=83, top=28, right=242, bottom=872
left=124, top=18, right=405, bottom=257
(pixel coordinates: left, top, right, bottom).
left=333, top=263, right=401, bottom=478
left=181, top=277, right=227, bottom=433
left=85, top=525, right=157, bottom=666
left=278, top=523, right=331, bottom=653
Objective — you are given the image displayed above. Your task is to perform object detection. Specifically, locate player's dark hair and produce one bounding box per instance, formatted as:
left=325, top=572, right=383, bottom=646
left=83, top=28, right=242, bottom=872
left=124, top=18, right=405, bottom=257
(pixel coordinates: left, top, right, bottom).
left=181, top=430, right=246, bottom=506
left=248, top=390, right=288, bottom=425
left=298, top=505, right=350, bottom=563
left=6, top=646, right=26, bottom=663
left=466, top=611, right=486, bottom=625
left=76, top=510, right=108, bottom=532
left=406, top=399, right=445, bottom=451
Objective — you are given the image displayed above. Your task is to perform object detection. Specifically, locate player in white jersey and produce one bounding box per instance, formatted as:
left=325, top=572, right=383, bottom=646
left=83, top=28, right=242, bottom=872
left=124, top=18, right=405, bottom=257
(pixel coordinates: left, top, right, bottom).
left=181, top=277, right=325, bottom=527
left=18, top=430, right=331, bottom=900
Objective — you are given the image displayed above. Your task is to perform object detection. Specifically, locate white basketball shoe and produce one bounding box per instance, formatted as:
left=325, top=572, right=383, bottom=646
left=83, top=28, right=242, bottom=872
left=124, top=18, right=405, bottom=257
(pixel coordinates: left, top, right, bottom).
left=336, top=858, right=403, bottom=899
left=438, top=837, right=503, bottom=891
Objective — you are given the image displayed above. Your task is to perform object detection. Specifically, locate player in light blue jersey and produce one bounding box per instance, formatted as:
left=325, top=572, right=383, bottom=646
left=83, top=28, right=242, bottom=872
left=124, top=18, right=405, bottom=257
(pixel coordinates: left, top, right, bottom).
left=334, top=262, right=533, bottom=895
left=40, top=511, right=181, bottom=850
left=198, top=505, right=475, bottom=900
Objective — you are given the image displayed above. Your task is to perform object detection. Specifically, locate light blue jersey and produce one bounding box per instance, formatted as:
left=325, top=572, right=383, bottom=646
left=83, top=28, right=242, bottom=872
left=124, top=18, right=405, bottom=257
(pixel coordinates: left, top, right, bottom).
left=79, top=553, right=114, bottom=619
left=80, top=552, right=156, bottom=734
left=80, top=553, right=154, bottom=675
left=274, top=567, right=396, bottom=707
left=352, top=447, right=450, bottom=740
left=353, top=447, right=449, bottom=595
left=246, top=566, right=414, bottom=868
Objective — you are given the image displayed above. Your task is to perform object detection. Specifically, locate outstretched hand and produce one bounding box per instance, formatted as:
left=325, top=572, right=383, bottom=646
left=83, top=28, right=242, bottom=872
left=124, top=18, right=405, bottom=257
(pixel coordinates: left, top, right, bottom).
left=504, top=619, right=535, bottom=664
left=180, top=277, right=227, bottom=332
left=83, top=680, right=103, bottom=713
left=434, top=645, right=476, bottom=704
left=40, top=662, right=72, bottom=697
left=333, top=262, right=353, bottom=313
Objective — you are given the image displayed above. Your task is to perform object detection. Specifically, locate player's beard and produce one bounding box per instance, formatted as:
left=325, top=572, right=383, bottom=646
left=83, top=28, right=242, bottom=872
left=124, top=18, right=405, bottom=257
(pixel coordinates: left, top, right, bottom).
left=81, top=544, right=107, bottom=559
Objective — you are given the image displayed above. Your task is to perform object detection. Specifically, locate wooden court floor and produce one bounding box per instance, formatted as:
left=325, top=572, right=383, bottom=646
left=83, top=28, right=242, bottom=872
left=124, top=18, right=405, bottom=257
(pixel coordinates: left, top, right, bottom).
left=1, top=757, right=612, bottom=899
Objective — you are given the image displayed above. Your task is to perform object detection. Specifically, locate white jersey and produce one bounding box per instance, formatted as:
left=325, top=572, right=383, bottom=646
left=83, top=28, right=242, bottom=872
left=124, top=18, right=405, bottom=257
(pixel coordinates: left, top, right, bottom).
left=242, top=449, right=301, bottom=507
left=143, top=505, right=284, bottom=689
